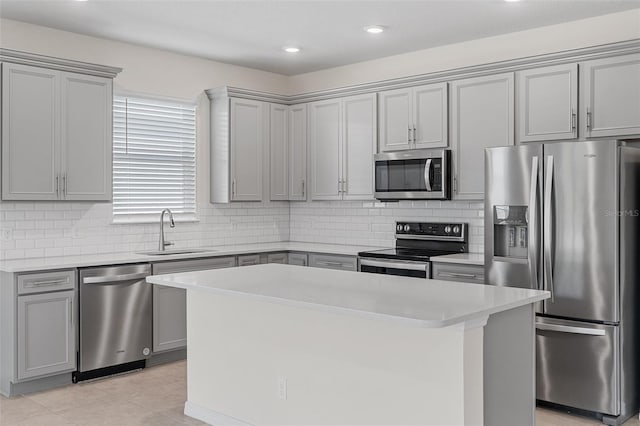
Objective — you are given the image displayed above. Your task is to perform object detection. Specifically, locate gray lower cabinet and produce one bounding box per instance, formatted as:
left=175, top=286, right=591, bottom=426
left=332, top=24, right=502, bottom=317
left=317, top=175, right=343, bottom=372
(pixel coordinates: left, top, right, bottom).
left=308, top=253, right=357, bottom=271
left=237, top=254, right=261, bottom=266
left=17, top=290, right=76, bottom=380
left=266, top=252, right=288, bottom=264
left=14, top=270, right=77, bottom=382
left=431, top=262, right=485, bottom=285
left=288, top=252, right=308, bottom=266
left=151, top=257, right=236, bottom=353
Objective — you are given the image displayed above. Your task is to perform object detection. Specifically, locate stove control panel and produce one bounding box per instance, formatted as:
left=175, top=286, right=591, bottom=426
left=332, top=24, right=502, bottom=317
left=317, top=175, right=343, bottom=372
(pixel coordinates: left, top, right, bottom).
left=395, top=222, right=467, bottom=241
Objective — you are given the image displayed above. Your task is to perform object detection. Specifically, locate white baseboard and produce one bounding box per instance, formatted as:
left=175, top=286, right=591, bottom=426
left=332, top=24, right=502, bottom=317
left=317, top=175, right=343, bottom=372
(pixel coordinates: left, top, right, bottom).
left=183, top=401, right=253, bottom=426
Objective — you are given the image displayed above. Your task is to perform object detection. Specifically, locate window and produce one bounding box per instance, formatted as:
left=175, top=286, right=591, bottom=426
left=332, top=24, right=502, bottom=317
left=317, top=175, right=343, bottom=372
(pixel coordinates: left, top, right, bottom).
left=113, top=95, right=196, bottom=222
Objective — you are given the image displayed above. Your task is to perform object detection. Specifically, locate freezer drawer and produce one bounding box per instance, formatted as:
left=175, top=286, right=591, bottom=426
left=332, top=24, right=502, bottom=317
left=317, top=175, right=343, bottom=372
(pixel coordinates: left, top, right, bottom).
left=536, top=317, right=619, bottom=415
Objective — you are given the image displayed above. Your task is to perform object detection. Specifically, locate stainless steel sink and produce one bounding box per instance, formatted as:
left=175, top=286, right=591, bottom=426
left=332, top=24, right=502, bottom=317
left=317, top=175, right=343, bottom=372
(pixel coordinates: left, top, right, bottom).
left=137, top=248, right=215, bottom=256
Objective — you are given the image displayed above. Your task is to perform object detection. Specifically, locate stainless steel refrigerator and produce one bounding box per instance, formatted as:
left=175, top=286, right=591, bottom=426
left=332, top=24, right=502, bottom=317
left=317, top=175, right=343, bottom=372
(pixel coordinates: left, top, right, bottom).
left=485, top=140, right=640, bottom=425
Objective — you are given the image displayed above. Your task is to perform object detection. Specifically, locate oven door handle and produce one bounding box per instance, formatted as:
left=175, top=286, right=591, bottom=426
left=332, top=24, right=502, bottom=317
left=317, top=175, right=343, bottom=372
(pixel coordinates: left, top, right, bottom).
left=359, top=259, right=428, bottom=271
left=424, top=159, right=432, bottom=191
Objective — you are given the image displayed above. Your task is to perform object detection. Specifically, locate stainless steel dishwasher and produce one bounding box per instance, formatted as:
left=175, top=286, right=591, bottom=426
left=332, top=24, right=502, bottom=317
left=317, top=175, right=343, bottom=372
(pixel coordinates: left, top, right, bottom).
left=74, top=263, right=152, bottom=382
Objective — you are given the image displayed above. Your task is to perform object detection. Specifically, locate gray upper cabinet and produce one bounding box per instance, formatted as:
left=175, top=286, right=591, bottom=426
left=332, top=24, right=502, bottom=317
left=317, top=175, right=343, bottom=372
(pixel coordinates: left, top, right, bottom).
left=581, top=54, right=640, bottom=138
left=288, top=104, right=307, bottom=201
left=517, top=64, right=578, bottom=143
left=2, top=63, right=59, bottom=201
left=309, top=94, right=376, bottom=201
left=309, top=98, right=342, bottom=200
left=1, top=62, right=114, bottom=201
left=230, top=98, right=266, bottom=201
left=378, top=82, right=447, bottom=152
left=60, top=72, right=112, bottom=200
left=270, top=103, right=289, bottom=201
left=450, top=72, right=514, bottom=200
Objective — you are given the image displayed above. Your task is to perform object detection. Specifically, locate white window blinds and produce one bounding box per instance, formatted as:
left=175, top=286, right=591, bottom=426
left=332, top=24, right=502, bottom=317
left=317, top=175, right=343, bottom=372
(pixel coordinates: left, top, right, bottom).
left=113, top=95, right=196, bottom=222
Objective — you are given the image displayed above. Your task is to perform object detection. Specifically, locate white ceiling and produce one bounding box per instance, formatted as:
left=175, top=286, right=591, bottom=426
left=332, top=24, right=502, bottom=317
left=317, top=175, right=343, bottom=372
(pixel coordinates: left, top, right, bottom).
left=1, top=1, right=639, bottom=76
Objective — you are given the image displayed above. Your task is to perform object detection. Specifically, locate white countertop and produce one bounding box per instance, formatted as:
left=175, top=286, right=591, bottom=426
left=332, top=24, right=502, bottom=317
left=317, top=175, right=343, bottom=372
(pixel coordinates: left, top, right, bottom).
left=430, top=253, right=485, bottom=266
left=0, top=242, right=381, bottom=273
left=147, top=263, right=549, bottom=328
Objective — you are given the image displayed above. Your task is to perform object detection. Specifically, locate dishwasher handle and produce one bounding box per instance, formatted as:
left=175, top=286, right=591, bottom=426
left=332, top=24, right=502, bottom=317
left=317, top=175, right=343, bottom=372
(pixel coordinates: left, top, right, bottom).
left=82, top=272, right=149, bottom=285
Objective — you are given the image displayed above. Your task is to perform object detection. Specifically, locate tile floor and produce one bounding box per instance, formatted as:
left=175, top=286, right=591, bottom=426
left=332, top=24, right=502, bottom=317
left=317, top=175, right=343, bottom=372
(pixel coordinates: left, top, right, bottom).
left=1, top=360, right=639, bottom=426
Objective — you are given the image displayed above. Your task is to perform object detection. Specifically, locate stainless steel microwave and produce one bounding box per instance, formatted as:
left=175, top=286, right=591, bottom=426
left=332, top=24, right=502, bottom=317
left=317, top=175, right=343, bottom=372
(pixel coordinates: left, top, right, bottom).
left=374, top=148, right=451, bottom=200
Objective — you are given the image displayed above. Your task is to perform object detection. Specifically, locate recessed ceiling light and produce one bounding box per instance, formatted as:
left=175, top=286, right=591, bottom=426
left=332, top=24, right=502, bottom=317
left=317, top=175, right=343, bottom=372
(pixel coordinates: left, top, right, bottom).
left=504, top=0, right=520, bottom=2
left=364, top=25, right=386, bottom=34
left=283, top=46, right=300, bottom=53
left=74, top=0, right=89, bottom=2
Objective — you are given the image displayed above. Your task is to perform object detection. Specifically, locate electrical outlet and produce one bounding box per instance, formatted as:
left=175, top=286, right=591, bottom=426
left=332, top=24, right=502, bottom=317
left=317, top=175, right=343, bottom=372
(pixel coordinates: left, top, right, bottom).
left=277, top=376, right=287, bottom=400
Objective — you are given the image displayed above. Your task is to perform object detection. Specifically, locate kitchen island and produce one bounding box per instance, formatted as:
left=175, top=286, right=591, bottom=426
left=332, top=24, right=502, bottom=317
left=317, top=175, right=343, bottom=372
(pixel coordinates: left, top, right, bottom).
left=147, top=264, right=549, bottom=426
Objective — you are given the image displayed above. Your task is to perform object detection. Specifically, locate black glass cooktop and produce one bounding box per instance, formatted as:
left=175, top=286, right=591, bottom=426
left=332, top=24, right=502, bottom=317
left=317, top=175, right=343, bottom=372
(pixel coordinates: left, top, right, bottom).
left=358, top=248, right=459, bottom=262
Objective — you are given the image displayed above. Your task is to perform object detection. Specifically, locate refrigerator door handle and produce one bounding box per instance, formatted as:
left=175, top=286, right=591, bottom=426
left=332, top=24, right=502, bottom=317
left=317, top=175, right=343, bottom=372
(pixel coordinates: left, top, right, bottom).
left=544, top=155, right=555, bottom=302
left=424, top=159, right=432, bottom=191
left=528, top=156, right=539, bottom=289
left=535, top=322, right=606, bottom=336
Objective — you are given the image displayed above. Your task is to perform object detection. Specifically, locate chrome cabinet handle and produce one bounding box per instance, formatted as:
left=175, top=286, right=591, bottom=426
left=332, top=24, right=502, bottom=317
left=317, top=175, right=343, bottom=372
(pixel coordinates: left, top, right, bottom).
left=27, top=279, right=68, bottom=287
left=342, top=179, right=346, bottom=194
left=424, top=159, right=432, bottom=191
left=337, top=179, right=341, bottom=194
left=544, top=155, right=555, bottom=302
left=232, top=179, right=236, bottom=198
left=55, top=176, right=59, bottom=198
left=437, top=272, right=478, bottom=279
left=62, top=175, right=67, bottom=198
left=302, top=180, right=305, bottom=197
left=413, top=126, right=417, bottom=143
left=536, top=322, right=605, bottom=336
left=319, top=261, right=346, bottom=268
left=528, top=156, right=539, bottom=290
left=571, top=110, right=577, bottom=131
left=408, top=127, right=412, bottom=142
left=586, top=109, right=592, bottom=131
left=70, top=299, right=73, bottom=326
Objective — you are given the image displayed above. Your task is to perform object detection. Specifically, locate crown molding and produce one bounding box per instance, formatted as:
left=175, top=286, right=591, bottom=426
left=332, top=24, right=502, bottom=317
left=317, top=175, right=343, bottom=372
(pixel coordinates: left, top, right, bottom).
left=0, top=48, right=122, bottom=79
left=207, top=39, right=640, bottom=105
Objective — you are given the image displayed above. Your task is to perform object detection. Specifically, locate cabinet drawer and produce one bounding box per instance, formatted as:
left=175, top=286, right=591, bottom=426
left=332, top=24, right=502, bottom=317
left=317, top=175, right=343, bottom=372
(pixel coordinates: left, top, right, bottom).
left=288, top=252, right=308, bottom=266
left=237, top=254, right=261, bottom=266
left=267, top=253, right=288, bottom=264
left=152, top=256, right=236, bottom=274
left=17, top=270, right=76, bottom=295
left=431, top=263, right=485, bottom=284
left=309, top=254, right=357, bottom=271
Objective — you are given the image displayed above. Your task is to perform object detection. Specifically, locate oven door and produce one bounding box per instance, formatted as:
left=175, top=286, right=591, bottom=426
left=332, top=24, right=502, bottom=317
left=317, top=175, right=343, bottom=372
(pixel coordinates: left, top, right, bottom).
left=358, top=258, right=430, bottom=279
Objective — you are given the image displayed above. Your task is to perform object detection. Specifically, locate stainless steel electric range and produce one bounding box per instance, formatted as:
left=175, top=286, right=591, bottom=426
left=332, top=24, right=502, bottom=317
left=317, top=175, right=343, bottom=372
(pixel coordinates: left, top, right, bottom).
left=358, top=222, right=468, bottom=278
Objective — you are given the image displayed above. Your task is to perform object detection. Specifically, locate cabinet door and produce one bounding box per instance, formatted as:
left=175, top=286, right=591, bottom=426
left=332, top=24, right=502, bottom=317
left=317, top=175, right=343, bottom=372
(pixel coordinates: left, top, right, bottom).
left=270, top=103, right=289, bottom=200
left=230, top=98, right=265, bottom=201
left=309, top=99, right=342, bottom=200
left=17, top=291, right=75, bottom=380
left=378, top=88, right=412, bottom=152
left=152, top=257, right=236, bottom=353
left=582, top=54, right=640, bottom=138
left=61, top=73, right=113, bottom=200
left=288, top=104, right=307, bottom=201
left=413, top=82, right=448, bottom=149
left=451, top=73, right=514, bottom=200
left=308, top=253, right=357, bottom=271
left=342, top=94, right=376, bottom=200
left=2, top=63, right=59, bottom=201
left=517, top=64, right=577, bottom=142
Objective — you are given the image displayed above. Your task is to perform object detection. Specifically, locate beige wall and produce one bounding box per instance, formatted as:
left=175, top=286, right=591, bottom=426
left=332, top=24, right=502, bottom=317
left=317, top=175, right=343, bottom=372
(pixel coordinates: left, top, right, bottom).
left=287, top=9, right=640, bottom=94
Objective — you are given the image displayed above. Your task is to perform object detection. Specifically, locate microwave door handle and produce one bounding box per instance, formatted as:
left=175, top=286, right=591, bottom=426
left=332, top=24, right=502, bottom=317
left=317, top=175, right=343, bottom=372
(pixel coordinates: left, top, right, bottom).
left=424, top=159, right=432, bottom=191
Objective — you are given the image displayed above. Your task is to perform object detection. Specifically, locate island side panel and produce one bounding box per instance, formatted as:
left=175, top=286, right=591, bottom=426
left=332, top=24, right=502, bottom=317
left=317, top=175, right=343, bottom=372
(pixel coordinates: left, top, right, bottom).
left=185, top=289, right=485, bottom=426
left=483, top=304, right=536, bottom=426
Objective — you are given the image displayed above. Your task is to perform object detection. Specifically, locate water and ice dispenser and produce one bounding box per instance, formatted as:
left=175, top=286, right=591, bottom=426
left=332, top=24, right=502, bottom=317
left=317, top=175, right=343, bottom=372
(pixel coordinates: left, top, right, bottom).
left=493, top=205, right=528, bottom=259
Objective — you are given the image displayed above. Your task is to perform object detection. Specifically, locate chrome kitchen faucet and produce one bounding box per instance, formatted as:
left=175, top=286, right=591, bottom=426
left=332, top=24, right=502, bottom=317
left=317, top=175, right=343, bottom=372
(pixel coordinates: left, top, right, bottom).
left=158, top=208, right=175, bottom=251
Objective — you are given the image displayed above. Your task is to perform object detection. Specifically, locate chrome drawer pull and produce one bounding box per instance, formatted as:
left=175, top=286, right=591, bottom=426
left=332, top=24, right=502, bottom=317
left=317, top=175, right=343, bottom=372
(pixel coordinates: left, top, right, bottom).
left=438, top=272, right=478, bottom=279
left=27, top=279, right=69, bottom=287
